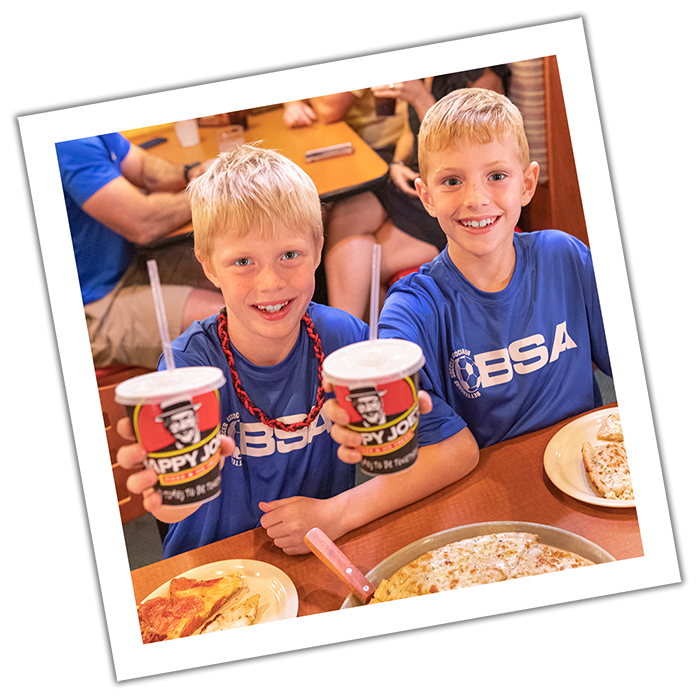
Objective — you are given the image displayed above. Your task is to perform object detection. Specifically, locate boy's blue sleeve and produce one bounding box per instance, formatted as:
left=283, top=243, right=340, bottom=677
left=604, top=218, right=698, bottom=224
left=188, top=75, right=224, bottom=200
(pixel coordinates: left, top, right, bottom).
left=582, top=249, right=612, bottom=376
left=379, top=279, right=467, bottom=447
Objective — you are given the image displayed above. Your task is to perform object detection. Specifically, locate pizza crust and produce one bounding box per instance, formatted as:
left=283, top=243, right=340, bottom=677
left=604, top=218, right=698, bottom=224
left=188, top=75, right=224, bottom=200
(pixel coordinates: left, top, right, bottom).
left=597, top=413, right=624, bottom=442
left=200, top=594, right=261, bottom=633
left=582, top=440, right=633, bottom=500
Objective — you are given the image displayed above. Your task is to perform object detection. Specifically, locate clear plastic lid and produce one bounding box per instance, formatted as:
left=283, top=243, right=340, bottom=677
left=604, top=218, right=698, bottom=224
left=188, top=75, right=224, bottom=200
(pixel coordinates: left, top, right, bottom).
left=114, top=366, right=226, bottom=406
left=322, top=339, right=425, bottom=388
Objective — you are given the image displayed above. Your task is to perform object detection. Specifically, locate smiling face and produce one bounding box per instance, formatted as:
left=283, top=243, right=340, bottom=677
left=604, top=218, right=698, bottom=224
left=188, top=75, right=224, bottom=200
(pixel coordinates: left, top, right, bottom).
left=416, top=136, right=538, bottom=289
left=164, top=409, right=200, bottom=447
left=197, top=223, right=321, bottom=366
left=352, top=394, right=386, bottom=426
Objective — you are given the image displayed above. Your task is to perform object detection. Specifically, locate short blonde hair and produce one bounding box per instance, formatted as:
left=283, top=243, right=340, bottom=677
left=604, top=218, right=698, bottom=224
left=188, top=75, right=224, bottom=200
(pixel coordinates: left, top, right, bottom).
left=418, top=88, right=531, bottom=176
left=188, top=143, right=323, bottom=261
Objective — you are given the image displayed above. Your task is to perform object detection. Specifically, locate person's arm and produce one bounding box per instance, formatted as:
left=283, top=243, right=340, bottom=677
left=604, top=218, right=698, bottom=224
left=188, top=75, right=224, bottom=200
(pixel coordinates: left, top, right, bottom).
left=307, top=92, right=356, bottom=123
left=332, top=425, right=478, bottom=530
left=259, top=429, right=478, bottom=555
left=80, top=144, right=197, bottom=244
left=373, top=80, right=437, bottom=195
left=121, top=143, right=190, bottom=193
left=259, top=391, right=480, bottom=555
left=388, top=117, right=421, bottom=196
left=283, top=101, right=317, bottom=127
left=81, top=178, right=192, bottom=245
left=372, top=79, right=436, bottom=122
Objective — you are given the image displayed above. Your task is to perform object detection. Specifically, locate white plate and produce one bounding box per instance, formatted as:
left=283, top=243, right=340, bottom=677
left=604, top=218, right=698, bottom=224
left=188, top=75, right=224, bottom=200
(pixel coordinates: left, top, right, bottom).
left=141, top=559, right=298, bottom=630
left=543, top=408, right=634, bottom=508
left=341, top=521, right=615, bottom=608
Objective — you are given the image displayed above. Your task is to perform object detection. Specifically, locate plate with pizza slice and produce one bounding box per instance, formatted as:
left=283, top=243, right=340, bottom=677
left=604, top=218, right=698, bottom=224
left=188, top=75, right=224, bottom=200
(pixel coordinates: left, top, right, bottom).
left=543, top=408, right=635, bottom=508
left=138, top=560, right=298, bottom=642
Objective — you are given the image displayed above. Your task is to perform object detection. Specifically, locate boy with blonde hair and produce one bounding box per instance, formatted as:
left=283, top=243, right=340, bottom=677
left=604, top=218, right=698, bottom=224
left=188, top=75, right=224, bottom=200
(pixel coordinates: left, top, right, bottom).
left=119, top=145, right=477, bottom=556
left=346, top=88, right=612, bottom=453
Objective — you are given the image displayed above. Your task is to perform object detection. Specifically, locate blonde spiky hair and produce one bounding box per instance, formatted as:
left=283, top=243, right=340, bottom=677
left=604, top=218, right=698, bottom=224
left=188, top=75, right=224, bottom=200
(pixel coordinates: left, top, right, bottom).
left=187, top=143, right=323, bottom=262
left=418, top=88, right=531, bottom=176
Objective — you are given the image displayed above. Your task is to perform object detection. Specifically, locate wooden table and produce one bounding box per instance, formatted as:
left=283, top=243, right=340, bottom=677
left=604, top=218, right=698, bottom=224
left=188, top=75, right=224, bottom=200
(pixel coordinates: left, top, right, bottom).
left=124, top=108, right=389, bottom=202
left=131, top=404, right=643, bottom=615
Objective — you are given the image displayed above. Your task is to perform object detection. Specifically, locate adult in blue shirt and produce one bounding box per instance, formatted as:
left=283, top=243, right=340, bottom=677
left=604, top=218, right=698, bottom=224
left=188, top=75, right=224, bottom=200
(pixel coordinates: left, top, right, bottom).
left=56, top=132, right=224, bottom=369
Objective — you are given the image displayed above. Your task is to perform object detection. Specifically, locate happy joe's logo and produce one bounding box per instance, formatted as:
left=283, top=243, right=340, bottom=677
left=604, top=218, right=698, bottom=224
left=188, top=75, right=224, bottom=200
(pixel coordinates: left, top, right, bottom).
left=133, top=390, right=222, bottom=505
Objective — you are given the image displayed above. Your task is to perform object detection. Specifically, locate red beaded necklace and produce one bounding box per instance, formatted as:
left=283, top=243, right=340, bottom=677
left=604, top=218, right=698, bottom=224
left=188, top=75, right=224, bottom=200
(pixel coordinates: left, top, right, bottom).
left=216, top=308, right=326, bottom=433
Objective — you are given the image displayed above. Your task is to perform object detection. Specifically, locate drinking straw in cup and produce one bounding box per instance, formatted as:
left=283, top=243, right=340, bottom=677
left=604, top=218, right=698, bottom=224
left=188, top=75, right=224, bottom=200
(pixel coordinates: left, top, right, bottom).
left=114, top=259, right=226, bottom=508
left=369, top=244, right=381, bottom=341
left=322, top=242, right=425, bottom=475
left=147, top=259, right=175, bottom=372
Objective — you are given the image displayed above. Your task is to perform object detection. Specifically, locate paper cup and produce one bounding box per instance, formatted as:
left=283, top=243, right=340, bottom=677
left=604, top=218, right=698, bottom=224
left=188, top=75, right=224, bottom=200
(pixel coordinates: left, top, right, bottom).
left=323, top=339, right=425, bottom=476
left=115, top=366, right=226, bottom=508
left=174, top=119, right=200, bottom=147
left=216, top=125, right=245, bottom=152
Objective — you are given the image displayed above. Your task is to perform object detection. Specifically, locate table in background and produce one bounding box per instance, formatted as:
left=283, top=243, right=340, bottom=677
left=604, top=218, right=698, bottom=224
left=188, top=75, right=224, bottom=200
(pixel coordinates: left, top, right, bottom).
left=131, top=403, right=643, bottom=615
left=123, top=108, right=389, bottom=202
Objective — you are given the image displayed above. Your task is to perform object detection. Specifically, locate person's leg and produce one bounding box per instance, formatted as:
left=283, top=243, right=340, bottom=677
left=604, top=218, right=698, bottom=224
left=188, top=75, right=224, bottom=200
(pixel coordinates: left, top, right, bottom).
left=323, top=192, right=387, bottom=319
left=375, top=221, right=440, bottom=297
left=92, top=284, right=221, bottom=369
left=180, top=288, right=225, bottom=332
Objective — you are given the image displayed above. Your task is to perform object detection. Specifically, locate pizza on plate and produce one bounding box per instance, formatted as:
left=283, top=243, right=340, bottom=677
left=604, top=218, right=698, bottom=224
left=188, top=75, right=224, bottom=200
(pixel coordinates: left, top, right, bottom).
left=596, top=412, right=624, bottom=442
left=370, top=532, right=594, bottom=604
left=138, top=573, right=243, bottom=643
left=581, top=440, right=633, bottom=501
left=200, top=594, right=261, bottom=633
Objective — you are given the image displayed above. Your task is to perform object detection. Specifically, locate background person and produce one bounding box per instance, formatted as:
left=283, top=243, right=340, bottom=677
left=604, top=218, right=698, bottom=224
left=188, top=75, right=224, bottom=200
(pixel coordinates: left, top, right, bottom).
left=283, top=88, right=406, bottom=163
left=322, top=67, right=511, bottom=321
left=56, top=132, right=225, bottom=369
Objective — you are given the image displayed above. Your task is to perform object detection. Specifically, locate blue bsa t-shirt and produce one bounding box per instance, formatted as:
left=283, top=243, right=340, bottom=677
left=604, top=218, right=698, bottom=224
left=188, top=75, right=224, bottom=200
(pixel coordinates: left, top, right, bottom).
left=159, top=303, right=369, bottom=558
left=379, top=230, right=612, bottom=449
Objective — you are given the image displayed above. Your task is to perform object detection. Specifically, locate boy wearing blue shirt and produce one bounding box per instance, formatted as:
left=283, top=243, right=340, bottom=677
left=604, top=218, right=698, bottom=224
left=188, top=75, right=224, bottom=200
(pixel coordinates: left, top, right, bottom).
left=372, top=88, right=612, bottom=450
left=119, top=145, right=478, bottom=556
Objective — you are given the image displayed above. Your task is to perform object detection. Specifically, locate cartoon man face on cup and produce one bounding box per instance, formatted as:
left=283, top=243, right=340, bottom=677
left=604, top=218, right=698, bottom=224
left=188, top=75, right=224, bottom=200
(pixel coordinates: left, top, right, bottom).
left=155, top=397, right=202, bottom=449
left=346, top=387, right=387, bottom=428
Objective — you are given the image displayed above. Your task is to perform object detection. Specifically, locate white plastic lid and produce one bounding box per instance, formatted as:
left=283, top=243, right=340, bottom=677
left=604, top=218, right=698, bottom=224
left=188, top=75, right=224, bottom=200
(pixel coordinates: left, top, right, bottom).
left=322, top=338, right=424, bottom=388
left=114, top=366, right=226, bottom=406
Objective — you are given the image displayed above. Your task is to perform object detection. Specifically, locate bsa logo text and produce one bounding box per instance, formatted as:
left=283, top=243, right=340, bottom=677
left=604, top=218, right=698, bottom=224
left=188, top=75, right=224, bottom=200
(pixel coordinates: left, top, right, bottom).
left=452, top=321, right=577, bottom=397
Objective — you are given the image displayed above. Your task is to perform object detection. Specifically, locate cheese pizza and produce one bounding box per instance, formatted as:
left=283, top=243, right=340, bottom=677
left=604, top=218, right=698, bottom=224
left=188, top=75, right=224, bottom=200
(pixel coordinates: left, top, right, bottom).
left=138, top=573, right=243, bottom=643
left=200, top=594, right=261, bottom=633
left=370, top=532, right=594, bottom=604
left=597, top=412, right=624, bottom=442
left=581, top=440, right=633, bottom=501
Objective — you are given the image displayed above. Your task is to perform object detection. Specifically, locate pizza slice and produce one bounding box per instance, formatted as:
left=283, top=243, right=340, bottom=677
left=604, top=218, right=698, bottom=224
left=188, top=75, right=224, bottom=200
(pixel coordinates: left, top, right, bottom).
left=582, top=440, right=633, bottom=500
left=138, top=573, right=243, bottom=643
left=509, top=542, right=595, bottom=578
left=596, top=413, right=624, bottom=442
left=200, top=594, right=261, bottom=634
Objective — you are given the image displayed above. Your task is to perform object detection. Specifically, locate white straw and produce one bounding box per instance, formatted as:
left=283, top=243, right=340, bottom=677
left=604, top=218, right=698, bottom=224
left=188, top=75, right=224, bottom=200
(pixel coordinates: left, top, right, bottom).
left=369, top=243, right=381, bottom=341
left=147, top=259, right=176, bottom=371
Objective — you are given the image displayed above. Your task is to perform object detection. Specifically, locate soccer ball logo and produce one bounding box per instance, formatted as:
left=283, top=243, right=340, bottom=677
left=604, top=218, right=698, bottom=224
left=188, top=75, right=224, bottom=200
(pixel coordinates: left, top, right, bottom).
left=455, top=355, right=481, bottom=396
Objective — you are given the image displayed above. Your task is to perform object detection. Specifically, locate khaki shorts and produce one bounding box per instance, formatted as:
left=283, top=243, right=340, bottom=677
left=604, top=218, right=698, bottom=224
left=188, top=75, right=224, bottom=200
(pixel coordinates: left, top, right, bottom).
left=85, top=240, right=217, bottom=369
